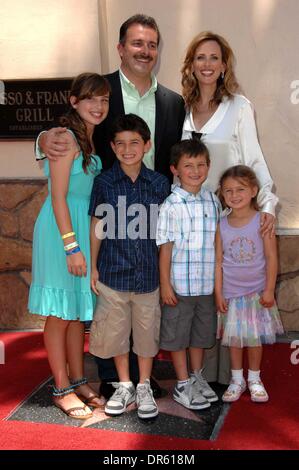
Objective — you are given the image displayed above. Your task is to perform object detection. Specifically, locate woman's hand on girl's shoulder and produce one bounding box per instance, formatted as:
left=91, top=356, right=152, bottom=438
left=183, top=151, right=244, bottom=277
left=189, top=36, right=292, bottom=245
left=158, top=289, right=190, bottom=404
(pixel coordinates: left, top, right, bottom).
left=66, top=251, right=87, bottom=277
left=260, top=212, right=275, bottom=238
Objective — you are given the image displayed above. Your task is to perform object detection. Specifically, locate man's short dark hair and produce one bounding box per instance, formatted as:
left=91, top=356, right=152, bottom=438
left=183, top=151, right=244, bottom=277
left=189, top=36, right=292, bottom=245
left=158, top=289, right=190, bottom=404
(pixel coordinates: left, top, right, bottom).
left=170, top=139, right=210, bottom=167
left=110, top=114, right=151, bottom=143
left=119, top=14, right=160, bottom=45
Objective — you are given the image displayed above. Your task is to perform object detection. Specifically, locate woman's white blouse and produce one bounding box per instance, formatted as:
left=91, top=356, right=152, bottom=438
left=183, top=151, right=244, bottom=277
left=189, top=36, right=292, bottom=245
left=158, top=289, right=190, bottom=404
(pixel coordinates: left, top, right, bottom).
left=181, top=94, right=278, bottom=215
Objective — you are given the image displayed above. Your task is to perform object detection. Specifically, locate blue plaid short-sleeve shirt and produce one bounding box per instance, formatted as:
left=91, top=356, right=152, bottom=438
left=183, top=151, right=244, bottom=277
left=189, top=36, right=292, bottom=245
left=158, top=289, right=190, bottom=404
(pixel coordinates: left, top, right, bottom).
left=89, top=161, right=170, bottom=293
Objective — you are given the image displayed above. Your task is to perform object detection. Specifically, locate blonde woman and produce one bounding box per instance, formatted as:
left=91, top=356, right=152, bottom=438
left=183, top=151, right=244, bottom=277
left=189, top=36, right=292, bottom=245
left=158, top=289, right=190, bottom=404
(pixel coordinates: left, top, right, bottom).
left=181, top=32, right=278, bottom=384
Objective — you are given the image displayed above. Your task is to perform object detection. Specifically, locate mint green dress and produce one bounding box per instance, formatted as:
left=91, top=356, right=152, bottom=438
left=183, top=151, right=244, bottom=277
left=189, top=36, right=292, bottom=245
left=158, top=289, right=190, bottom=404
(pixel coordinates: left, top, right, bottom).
left=28, top=153, right=102, bottom=321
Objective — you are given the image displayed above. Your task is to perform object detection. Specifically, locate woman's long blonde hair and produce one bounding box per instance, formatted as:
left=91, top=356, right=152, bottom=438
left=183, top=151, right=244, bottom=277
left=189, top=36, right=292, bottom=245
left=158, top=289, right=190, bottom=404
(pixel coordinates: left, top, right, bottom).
left=181, top=31, right=240, bottom=109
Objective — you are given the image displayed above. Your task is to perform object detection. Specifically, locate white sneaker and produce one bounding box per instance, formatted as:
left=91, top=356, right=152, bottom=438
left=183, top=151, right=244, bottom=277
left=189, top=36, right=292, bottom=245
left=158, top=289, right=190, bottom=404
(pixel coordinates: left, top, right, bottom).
left=192, top=371, right=218, bottom=402
left=173, top=379, right=210, bottom=410
left=136, top=379, right=158, bottom=419
left=105, top=382, right=135, bottom=415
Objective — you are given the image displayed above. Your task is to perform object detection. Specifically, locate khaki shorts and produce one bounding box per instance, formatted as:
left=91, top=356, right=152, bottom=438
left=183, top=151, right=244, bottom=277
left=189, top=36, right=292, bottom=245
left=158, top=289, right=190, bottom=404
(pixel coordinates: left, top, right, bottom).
left=89, top=281, right=161, bottom=359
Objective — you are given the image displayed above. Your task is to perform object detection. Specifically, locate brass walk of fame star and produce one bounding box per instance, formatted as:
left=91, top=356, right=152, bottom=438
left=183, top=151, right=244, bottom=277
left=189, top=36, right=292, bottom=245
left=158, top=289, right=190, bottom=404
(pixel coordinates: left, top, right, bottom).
left=80, top=379, right=204, bottom=428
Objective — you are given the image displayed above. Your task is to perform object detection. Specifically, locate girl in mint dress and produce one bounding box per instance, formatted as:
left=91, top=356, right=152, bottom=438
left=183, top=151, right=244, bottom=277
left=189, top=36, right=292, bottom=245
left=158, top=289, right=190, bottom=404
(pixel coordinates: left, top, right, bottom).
left=28, top=73, right=110, bottom=419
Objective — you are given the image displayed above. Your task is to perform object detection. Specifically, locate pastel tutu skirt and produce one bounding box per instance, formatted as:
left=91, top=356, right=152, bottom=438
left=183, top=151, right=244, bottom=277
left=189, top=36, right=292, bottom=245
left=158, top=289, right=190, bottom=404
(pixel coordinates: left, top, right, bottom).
left=217, top=292, right=284, bottom=348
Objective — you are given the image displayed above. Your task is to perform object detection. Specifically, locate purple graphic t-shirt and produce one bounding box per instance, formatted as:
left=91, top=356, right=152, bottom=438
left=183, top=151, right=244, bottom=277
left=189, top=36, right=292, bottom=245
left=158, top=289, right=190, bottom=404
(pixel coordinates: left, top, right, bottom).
left=220, top=212, right=266, bottom=299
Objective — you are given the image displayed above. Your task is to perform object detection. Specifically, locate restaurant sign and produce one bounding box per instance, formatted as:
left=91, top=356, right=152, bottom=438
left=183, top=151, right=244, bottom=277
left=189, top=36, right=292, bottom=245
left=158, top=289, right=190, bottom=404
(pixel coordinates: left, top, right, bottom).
left=0, top=78, right=72, bottom=139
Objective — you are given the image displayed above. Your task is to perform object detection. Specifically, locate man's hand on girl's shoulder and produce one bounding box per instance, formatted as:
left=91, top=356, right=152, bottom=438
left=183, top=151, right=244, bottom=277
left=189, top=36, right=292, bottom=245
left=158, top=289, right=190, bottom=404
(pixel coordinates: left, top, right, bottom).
left=41, top=127, right=74, bottom=161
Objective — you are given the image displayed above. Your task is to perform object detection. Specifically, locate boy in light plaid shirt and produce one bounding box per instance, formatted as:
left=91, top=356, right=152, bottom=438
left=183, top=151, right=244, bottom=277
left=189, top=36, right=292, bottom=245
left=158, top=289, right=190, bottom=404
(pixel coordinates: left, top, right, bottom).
left=156, top=139, right=221, bottom=410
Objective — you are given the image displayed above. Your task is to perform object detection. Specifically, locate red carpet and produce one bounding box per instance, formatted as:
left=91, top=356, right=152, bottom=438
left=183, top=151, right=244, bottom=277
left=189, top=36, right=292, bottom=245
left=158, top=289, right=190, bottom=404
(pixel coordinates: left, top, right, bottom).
left=0, top=331, right=298, bottom=450
left=0, top=331, right=50, bottom=421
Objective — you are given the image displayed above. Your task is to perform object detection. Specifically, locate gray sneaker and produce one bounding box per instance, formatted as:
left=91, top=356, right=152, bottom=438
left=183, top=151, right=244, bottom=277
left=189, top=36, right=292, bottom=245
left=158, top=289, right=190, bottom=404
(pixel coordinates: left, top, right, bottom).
left=192, top=371, right=218, bottom=402
left=173, top=379, right=210, bottom=410
left=136, top=379, right=158, bottom=419
left=104, top=382, right=135, bottom=415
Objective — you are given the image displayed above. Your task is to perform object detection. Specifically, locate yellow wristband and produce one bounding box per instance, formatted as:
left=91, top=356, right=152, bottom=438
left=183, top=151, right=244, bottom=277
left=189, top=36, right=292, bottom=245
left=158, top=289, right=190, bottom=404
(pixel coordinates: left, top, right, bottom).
left=61, top=231, right=75, bottom=240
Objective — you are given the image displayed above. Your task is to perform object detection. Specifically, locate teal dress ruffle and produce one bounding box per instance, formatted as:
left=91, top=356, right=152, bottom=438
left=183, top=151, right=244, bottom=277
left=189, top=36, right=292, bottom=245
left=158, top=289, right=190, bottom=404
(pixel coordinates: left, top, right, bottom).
left=28, top=153, right=101, bottom=321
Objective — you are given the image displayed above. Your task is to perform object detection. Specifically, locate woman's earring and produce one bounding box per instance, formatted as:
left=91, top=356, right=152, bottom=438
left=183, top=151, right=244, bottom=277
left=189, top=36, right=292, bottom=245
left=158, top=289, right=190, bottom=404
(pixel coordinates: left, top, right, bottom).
left=221, top=71, right=225, bottom=80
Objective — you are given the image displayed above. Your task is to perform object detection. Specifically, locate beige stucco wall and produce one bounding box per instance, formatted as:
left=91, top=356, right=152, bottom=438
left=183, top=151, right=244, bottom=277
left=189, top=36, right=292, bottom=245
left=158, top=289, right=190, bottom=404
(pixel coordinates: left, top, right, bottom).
left=0, top=0, right=101, bottom=178
left=1, top=0, right=299, bottom=231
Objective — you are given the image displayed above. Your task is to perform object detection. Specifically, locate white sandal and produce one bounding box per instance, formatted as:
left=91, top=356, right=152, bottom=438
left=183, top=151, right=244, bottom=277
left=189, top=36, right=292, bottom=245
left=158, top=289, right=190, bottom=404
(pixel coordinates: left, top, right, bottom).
left=222, top=379, right=246, bottom=402
left=248, top=380, right=269, bottom=403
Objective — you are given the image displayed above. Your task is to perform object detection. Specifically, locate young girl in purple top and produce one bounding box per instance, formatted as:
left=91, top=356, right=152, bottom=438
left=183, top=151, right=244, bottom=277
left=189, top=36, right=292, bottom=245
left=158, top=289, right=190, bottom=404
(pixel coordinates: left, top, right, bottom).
left=215, top=165, right=283, bottom=403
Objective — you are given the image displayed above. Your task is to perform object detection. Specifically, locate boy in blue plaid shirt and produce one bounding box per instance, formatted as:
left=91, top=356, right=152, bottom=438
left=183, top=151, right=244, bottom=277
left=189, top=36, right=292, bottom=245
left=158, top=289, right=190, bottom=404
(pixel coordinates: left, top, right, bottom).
left=89, top=114, right=169, bottom=419
left=156, top=139, right=221, bottom=410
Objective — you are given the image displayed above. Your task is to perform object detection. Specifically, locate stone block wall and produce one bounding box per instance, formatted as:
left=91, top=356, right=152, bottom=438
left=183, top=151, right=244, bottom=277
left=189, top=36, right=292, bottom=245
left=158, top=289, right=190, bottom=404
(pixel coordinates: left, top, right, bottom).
left=0, top=179, right=47, bottom=329
left=276, top=237, right=299, bottom=331
left=0, top=179, right=299, bottom=331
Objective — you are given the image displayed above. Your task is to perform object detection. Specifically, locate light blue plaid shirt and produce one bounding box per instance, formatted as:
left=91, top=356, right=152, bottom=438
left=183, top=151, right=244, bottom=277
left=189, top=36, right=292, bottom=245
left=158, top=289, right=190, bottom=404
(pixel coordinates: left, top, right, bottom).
left=156, top=185, right=221, bottom=296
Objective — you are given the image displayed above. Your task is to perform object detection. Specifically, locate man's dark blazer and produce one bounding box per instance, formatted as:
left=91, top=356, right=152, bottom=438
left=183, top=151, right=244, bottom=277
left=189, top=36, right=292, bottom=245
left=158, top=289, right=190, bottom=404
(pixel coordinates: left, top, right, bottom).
left=93, top=71, right=186, bottom=181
